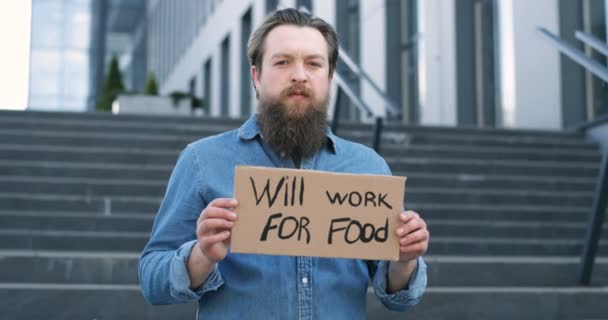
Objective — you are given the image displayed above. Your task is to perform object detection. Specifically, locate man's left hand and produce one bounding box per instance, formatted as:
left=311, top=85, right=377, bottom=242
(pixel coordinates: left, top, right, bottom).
left=396, top=210, right=429, bottom=262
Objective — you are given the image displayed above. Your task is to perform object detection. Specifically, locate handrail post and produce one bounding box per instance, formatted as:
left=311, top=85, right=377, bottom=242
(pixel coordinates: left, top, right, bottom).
left=579, top=150, right=608, bottom=285
left=372, top=116, right=383, bottom=153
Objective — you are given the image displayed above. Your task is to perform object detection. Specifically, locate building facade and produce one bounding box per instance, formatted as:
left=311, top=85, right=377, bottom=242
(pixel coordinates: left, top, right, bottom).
left=28, top=0, right=147, bottom=112
left=144, top=0, right=608, bottom=130
left=28, top=0, right=93, bottom=111
left=29, top=0, right=607, bottom=128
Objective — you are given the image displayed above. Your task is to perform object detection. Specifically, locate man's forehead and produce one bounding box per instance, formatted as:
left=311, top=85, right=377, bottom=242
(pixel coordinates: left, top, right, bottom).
left=263, top=25, right=328, bottom=57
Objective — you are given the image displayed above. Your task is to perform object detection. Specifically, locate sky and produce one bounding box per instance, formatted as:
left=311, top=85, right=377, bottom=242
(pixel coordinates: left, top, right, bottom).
left=0, top=1, right=31, bottom=110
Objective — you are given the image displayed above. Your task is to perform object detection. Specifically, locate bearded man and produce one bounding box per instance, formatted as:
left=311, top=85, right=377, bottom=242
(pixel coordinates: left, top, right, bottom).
left=139, top=8, right=428, bottom=320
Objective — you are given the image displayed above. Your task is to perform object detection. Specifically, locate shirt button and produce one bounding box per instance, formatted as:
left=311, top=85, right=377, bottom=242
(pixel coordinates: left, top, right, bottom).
left=280, top=152, right=286, bottom=158
left=301, top=277, right=308, bottom=284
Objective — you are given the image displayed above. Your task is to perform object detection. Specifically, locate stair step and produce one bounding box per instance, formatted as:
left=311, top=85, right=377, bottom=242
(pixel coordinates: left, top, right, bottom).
left=0, top=193, right=161, bottom=214
left=368, top=286, right=608, bottom=320
left=427, top=219, right=608, bottom=238
left=0, top=251, right=140, bottom=284
left=0, top=214, right=154, bottom=233
left=1, top=251, right=606, bottom=287
left=0, top=229, right=149, bottom=252
left=0, top=285, right=196, bottom=320
left=425, top=255, right=608, bottom=286
left=428, top=237, right=608, bottom=256
left=0, top=283, right=605, bottom=320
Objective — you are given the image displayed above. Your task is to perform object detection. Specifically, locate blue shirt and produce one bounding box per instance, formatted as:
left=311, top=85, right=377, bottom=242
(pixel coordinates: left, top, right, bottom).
left=139, top=115, right=427, bottom=319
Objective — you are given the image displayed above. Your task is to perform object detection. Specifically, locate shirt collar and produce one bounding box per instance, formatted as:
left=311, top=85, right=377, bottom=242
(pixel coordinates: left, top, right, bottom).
left=238, top=114, right=338, bottom=154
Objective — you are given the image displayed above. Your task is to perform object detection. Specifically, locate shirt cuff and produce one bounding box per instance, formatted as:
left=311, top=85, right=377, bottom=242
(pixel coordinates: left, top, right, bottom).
left=373, top=257, right=427, bottom=311
left=169, top=239, right=224, bottom=301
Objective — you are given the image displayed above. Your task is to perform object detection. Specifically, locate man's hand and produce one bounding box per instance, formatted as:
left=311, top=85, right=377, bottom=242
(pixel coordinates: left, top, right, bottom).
left=387, top=210, right=429, bottom=293
left=396, top=210, right=429, bottom=262
left=187, top=198, right=238, bottom=289
left=195, top=198, right=239, bottom=262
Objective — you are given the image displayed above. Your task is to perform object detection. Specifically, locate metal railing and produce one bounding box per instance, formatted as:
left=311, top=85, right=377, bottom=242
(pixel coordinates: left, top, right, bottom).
left=538, top=27, right=608, bottom=285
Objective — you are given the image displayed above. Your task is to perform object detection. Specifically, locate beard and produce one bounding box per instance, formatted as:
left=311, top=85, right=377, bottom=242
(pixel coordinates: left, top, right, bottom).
left=256, top=84, right=329, bottom=160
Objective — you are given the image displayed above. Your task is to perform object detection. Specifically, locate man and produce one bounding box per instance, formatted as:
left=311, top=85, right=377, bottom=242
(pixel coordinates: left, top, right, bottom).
left=139, top=8, right=428, bottom=319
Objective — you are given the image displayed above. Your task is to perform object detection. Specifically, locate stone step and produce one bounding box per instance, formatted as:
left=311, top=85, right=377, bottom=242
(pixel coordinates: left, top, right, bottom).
left=1, top=143, right=600, bottom=171
left=0, top=251, right=140, bottom=284
left=0, top=213, right=154, bottom=233
left=0, top=111, right=597, bottom=150
left=0, top=176, right=168, bottom=198
left=0, top=109, right=588, bottom=140
left=0, top=160, right=172, bottom=180
left=0, top=144, right=180, bottom=165
left=388, top=157, right=599, bottom=177
left=0, top=128, right=600, bottom=162
left=424, top=256, right=608, bottom=287
left=0, top=285, right=196, bottom=320
left=0, top=185, right=595, bottom=215
left=426, top=219, right=608, bottom=239
left=0, top=229, right=149, bottom=252
left=427, top=236, right=608, bottom=256
left=367, top=286, right=608, bottom=320
left=0, top=174, right=596, bottom=199
left=1, top=251, right=606, bottom=287
left=0, top=229, right=606, bottom=256
left=0, top=284, right=605, bottom=320
left=402, top=172, right=596, bottom=191
left=406, top=204, right=593, bottom=222
left=0, top=193, right=161, bottom=214
left=343, top=130, right=597, bottom=150
left=3, top=213, right=606, bottom=240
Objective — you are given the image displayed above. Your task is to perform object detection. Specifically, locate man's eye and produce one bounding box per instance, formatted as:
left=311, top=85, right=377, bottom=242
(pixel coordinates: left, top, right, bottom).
left=275, top=60, right=288, bottom=66
left=308, top=62, right=322, bottom=67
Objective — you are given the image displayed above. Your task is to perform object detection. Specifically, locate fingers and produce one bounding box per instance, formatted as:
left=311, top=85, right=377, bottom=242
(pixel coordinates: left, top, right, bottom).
left=396, top=211, right=426, bottom=237
left=197, top=198, right=239, bottom=224
left=399, top=239, right=429, bottom=255
left=198, top=207, right=238, bottom=224
left=396, top=210, right=430, bottom=257
left=399, top=228, right=430, bottom=246
left=208, top=198, right=238, bottom=209
left=197, top=218, right=234, bottom=235
left=199, top=230, right=231, bottom=249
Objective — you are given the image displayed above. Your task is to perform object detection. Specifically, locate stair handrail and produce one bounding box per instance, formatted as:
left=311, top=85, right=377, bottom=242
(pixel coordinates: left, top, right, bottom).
left=537, top=27, right=608, bottom=285
left=575, top=30, right=608, bottom=57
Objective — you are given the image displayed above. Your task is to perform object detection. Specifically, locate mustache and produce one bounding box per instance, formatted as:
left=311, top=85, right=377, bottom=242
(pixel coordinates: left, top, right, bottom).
left=280, top=84, right=312, bottom=98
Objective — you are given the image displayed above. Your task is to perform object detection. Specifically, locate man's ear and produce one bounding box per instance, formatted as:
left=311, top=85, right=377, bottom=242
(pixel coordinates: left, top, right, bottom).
left=251, top=66, right=260, bottom=92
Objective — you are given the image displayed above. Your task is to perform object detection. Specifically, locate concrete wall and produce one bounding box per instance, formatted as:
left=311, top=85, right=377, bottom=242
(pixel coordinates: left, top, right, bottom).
left=497, top=0, right=562, bottom=129
left=417, top=0, right=458, bottom=126
left=146, top=0, right=571, bottom=130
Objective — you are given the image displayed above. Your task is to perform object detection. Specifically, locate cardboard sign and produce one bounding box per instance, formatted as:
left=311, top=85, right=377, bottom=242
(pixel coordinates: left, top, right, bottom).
left=231, top=166, right=406, bottom=261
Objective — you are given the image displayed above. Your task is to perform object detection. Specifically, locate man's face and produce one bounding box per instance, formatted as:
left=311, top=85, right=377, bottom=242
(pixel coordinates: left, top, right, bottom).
left=252, top=24, right=332, bottom=160
left=252, top=25, right=331, bottom=117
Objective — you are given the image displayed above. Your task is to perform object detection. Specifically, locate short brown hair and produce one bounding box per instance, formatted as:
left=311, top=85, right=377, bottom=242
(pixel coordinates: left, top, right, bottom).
left=247, top=8, right=339, bottom=77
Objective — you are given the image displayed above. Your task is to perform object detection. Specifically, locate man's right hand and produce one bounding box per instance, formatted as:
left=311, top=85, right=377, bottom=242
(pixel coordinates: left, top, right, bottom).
left=195, top=198, right=239, bottom=262
left=187, top=198, right=238, bottom=289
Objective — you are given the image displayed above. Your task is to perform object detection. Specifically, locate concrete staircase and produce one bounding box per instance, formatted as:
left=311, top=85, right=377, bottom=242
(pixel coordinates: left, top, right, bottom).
left=0, top=110, right=606, bottom=320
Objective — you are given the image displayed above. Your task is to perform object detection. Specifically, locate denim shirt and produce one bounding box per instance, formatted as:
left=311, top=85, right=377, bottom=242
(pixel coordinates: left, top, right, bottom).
left=139, top=115, right=427, bottom=319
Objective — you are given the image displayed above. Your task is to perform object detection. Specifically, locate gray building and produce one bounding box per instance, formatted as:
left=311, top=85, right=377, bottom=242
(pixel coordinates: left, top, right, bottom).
left=144, top=0, right=608, bottom=130
left=27, top=0, right=608, bottom=129
left=28, top=0, right=147, bottom=112
left=28, top=0, right=93, bottom=111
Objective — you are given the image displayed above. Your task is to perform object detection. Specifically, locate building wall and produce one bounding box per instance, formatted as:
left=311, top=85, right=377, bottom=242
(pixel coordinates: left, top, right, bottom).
left=146, top=0, right=573, bottom=129
left=28, top=0, right=93, bottom=112
left=497, top=0, right=562, bottom=129
left=417, top=0, right=457, bottom=126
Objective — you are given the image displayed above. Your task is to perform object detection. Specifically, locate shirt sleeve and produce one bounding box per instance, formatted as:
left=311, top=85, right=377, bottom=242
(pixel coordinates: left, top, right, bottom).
left=139, top=144, right=225, bottom=305
left=371, top=257, right=427, bottom=311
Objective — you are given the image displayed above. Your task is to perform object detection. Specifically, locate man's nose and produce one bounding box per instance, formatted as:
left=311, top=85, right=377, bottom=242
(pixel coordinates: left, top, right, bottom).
left=291, top=63, right=307, bottom=83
